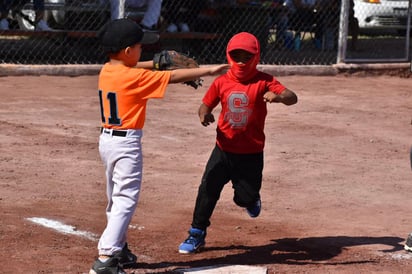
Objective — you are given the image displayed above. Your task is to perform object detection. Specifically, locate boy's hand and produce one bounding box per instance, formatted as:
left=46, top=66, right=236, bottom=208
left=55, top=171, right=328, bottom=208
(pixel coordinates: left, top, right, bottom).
left=200, top=113, right=215, bottom=127
left=263, top=91, right=278, bottom=103
left=208, top=64, right=230, bottom=76
left=264, top=89, right=298, bottom=105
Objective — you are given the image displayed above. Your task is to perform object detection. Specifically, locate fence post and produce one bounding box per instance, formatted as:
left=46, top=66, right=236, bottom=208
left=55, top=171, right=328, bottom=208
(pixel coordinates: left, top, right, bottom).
left=337, top=0, right=349, bottom=64
left=407, top=0, right=412, bottom=61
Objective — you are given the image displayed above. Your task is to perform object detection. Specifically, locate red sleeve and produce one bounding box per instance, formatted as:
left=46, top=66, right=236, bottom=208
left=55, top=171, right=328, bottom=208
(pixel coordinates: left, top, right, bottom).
left=267, top=75, right=286, bottom=95
left=202, top=77, right=222, bottom=109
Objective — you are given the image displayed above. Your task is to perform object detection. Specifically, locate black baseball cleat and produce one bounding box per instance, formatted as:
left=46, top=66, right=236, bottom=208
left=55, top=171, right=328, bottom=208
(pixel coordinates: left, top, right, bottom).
left=114, top=242, right=137, bottom=268
left=89, top=256, right=126, bottom=274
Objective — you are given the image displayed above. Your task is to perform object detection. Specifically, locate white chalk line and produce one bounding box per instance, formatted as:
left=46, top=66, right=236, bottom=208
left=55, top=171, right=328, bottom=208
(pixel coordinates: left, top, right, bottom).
left=160, top=135, right=180, bottom=141
left=26, top=217, right=98, bottom=241
left=25, top=217, right=412, bottom=265
left=391, top=252, right=412, bottom=260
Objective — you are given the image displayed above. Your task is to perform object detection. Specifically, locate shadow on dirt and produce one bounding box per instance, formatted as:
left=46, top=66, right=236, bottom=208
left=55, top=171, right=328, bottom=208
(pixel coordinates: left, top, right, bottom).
left=137, top=235, right=404, bottom=271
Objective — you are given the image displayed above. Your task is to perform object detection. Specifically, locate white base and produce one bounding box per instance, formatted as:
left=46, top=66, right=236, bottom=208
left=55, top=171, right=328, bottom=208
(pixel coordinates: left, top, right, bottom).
left=176, top=264, right=267, bottom=273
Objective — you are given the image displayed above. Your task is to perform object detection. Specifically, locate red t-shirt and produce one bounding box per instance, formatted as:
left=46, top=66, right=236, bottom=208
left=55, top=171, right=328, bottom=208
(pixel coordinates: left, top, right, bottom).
left=203, top=71, right=285, bottom=154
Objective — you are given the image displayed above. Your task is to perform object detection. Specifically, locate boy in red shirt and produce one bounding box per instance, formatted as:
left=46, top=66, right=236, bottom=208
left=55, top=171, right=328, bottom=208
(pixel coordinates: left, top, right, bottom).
left=90, top=18, right=228, bottom=274
left=178, top=32, right=298, bottom=254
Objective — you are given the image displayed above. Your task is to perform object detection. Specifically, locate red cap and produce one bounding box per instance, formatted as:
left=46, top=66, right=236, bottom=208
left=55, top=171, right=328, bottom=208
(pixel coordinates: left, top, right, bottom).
left=227, top=32, right=259, bottom=54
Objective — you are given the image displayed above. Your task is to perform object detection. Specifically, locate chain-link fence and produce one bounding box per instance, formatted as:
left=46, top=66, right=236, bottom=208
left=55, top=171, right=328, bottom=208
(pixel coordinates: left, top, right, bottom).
left=0, top=0, right=410, bottom=65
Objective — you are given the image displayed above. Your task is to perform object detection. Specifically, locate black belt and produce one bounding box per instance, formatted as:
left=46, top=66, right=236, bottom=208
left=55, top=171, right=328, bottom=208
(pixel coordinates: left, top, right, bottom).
left=100, top=128, right=127, bottom=137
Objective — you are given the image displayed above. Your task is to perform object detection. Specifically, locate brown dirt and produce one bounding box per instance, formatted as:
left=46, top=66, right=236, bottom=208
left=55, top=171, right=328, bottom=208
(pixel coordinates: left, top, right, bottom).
left=0, top=74, right=411, bottom=274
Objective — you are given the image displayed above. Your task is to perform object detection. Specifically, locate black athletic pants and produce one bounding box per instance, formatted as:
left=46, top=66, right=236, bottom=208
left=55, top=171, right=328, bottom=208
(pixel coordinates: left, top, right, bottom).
left=191, top=144, right=263, bottom=230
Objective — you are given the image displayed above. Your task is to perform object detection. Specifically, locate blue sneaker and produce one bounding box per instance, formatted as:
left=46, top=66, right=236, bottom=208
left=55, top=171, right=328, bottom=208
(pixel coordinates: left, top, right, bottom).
left=178, top=228, right=206, bottom=254
left=246, top=199, right=261, bottom=218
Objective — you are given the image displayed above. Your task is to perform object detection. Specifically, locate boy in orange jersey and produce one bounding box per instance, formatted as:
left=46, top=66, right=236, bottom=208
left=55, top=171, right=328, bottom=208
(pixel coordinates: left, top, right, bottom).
left=89, top=18, right=228, bottom=274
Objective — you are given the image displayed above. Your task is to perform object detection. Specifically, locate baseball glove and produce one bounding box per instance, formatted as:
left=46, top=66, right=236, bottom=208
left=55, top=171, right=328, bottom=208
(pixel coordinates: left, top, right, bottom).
left=153, top=50, right=203, bottom=89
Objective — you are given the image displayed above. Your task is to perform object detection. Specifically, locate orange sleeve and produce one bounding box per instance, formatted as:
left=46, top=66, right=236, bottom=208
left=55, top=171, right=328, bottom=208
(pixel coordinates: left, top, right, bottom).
left=99, top=64, right=172, bottom=129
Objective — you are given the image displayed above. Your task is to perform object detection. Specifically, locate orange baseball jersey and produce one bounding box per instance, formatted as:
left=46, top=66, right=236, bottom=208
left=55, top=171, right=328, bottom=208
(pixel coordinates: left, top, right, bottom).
left=98, top=63, right=172, bottom=129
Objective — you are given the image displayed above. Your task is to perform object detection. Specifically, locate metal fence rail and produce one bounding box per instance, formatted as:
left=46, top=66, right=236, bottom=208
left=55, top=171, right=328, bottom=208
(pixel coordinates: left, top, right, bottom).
left=0, top=0, right=410, bottom=65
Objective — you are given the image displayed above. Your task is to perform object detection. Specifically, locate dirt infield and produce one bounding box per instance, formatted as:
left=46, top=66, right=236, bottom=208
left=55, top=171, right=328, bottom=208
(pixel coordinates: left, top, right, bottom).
left=0, top=74, right=411, bottom=273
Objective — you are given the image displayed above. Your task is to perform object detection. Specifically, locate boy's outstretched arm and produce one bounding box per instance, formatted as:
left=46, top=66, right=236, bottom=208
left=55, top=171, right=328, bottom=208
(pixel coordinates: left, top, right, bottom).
left=135, top=60, right=154, bottom=69
left=263, top=89, right=298, bottom=105
left=169, top=65, right=229, bottom=84
left=198, top=103, right=215, bottom=127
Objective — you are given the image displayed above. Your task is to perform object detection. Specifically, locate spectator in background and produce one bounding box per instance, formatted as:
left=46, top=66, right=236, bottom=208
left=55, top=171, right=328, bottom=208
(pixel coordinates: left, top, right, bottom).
left=0, top=0, right=52, bottom=31
left=163, top=0, right=205, bottom=32
left=275, top=0, right=316, bottom=49
left=283, top=1, right=316, bottom=37
left=110, top=0, right=162, bottom=31
left=314, top=0, right=359, bottom=51
left=347, top=0, right=359, bottom=50
left=110, top=0, right=125, bottom=20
